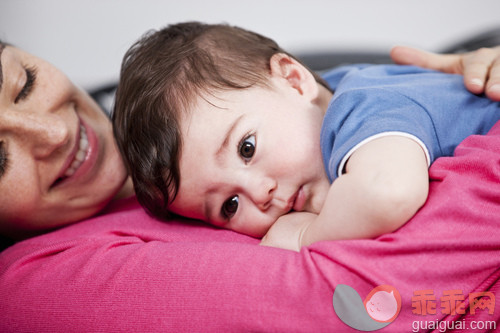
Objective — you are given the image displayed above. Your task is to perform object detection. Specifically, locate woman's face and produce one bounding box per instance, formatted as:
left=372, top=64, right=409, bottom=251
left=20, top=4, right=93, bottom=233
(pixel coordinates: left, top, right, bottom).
left=0, top=45, right=130, bottom=237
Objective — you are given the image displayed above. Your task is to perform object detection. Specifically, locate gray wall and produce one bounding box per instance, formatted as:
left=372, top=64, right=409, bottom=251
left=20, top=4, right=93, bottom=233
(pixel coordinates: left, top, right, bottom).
left=1, top=0, right=499, bottom=90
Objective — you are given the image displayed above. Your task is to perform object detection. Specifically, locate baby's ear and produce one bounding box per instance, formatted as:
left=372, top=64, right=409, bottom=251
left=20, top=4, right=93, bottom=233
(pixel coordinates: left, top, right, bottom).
left=269, top=53, right=319, bottom=100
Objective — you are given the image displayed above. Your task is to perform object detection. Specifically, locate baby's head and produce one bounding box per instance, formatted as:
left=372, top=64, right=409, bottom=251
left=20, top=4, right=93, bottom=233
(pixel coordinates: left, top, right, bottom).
left=113, top=22, right=332, bottom=237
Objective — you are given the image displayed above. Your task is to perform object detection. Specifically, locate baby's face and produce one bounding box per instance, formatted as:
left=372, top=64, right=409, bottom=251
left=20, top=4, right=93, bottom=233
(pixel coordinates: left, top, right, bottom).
left=169, top=78, right=330, bottom=238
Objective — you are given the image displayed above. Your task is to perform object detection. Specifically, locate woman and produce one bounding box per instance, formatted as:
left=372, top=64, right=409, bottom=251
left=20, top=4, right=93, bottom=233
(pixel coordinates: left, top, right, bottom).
left=0, top=41, right=133, bottom=239
left=0, top=41, right=499, bottom=332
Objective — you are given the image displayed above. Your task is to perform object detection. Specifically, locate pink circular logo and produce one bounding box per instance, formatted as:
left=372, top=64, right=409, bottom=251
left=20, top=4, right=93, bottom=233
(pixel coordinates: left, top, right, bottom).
left=364, top=285, right=402, bottom=323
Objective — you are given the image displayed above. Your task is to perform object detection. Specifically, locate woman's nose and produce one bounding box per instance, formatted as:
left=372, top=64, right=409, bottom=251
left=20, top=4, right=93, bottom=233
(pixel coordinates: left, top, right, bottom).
left=0, top=111, right=70, bottom=158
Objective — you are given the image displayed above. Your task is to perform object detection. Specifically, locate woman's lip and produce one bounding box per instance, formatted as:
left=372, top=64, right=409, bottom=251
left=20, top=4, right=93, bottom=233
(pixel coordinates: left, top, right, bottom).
left=54, top=120, right=82, bottom=182
left=293, top=186, right=306, bottom=212
left=51, top=118, right=99, bottom=188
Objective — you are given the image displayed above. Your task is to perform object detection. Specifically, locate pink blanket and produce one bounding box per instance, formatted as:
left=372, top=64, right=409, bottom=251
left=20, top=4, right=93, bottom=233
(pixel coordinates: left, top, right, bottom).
left=0, top=121, right=499, bottom=332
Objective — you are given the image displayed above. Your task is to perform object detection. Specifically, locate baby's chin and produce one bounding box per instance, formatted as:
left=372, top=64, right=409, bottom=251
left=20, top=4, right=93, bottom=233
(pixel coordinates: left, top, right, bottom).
left=306, top=186, right=329, bottom=214
left=302, top=199, right=323, bottom=215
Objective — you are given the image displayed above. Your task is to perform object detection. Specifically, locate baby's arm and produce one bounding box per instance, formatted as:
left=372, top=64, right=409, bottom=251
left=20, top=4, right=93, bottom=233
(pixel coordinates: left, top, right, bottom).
left=261, top=136, right=429, bottom=251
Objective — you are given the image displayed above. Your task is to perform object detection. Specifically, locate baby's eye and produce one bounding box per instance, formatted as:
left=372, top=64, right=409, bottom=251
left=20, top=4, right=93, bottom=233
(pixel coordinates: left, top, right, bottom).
left=239, top=134, right=256, bottom=162
left=221, top=195, right=239, bottom=219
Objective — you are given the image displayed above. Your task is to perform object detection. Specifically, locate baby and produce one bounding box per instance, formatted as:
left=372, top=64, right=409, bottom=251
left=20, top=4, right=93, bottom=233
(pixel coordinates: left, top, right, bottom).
left=113, top=22, right=500, bottom=251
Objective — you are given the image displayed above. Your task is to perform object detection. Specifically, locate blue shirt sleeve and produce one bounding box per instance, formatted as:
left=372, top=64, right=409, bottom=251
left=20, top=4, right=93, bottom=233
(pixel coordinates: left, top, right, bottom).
left=320, top=65, right=500, bottom=182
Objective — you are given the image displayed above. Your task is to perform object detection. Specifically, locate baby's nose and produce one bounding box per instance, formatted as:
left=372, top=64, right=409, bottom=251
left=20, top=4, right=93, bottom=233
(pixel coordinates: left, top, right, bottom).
left=248, top=176, right=277, bottom=211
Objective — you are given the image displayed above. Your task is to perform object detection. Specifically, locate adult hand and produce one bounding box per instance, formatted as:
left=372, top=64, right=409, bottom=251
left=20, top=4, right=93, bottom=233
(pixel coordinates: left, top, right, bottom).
left=391, top=45, right=500, bottom=101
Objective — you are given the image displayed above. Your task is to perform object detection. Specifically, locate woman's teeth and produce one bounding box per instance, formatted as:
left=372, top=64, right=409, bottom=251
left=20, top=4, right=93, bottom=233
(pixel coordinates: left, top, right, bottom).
left=64, top=124, right=89, bottom=177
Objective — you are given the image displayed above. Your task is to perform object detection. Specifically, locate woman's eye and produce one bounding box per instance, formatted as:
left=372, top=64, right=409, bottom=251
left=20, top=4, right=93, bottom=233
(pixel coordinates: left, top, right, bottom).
left=15, top=66, right=37, bottom=104
left=0, top=141, right=10, bottom=179
left=239, top=135, right=256, bottom=161
left=221, top=196, right=239, bottom=219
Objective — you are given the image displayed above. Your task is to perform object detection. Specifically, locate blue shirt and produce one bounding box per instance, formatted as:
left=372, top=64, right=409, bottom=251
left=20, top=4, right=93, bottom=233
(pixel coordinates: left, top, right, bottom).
left=320, top=64, right=500, bottom=182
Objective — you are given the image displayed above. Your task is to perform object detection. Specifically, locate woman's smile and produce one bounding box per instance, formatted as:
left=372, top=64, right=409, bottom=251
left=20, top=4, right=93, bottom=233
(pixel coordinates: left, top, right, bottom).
left=62, top=122, right=89, bottom=178
left=51, top=116, right=99, bottom=189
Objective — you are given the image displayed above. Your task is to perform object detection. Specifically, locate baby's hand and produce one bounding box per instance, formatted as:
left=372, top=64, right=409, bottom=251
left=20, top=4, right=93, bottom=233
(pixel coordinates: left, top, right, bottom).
left=260, top=212, right=316, bottom=252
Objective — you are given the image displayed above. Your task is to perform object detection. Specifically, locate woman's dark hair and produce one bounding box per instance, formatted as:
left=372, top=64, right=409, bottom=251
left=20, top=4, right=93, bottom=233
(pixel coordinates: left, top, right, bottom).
left=0, top=41, right=6, bottom=94
left=0, top=235, right=14, bottom=252
left=0, top=40, right=15, bottom=249
left=113, top=22, right=329, bottom=219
